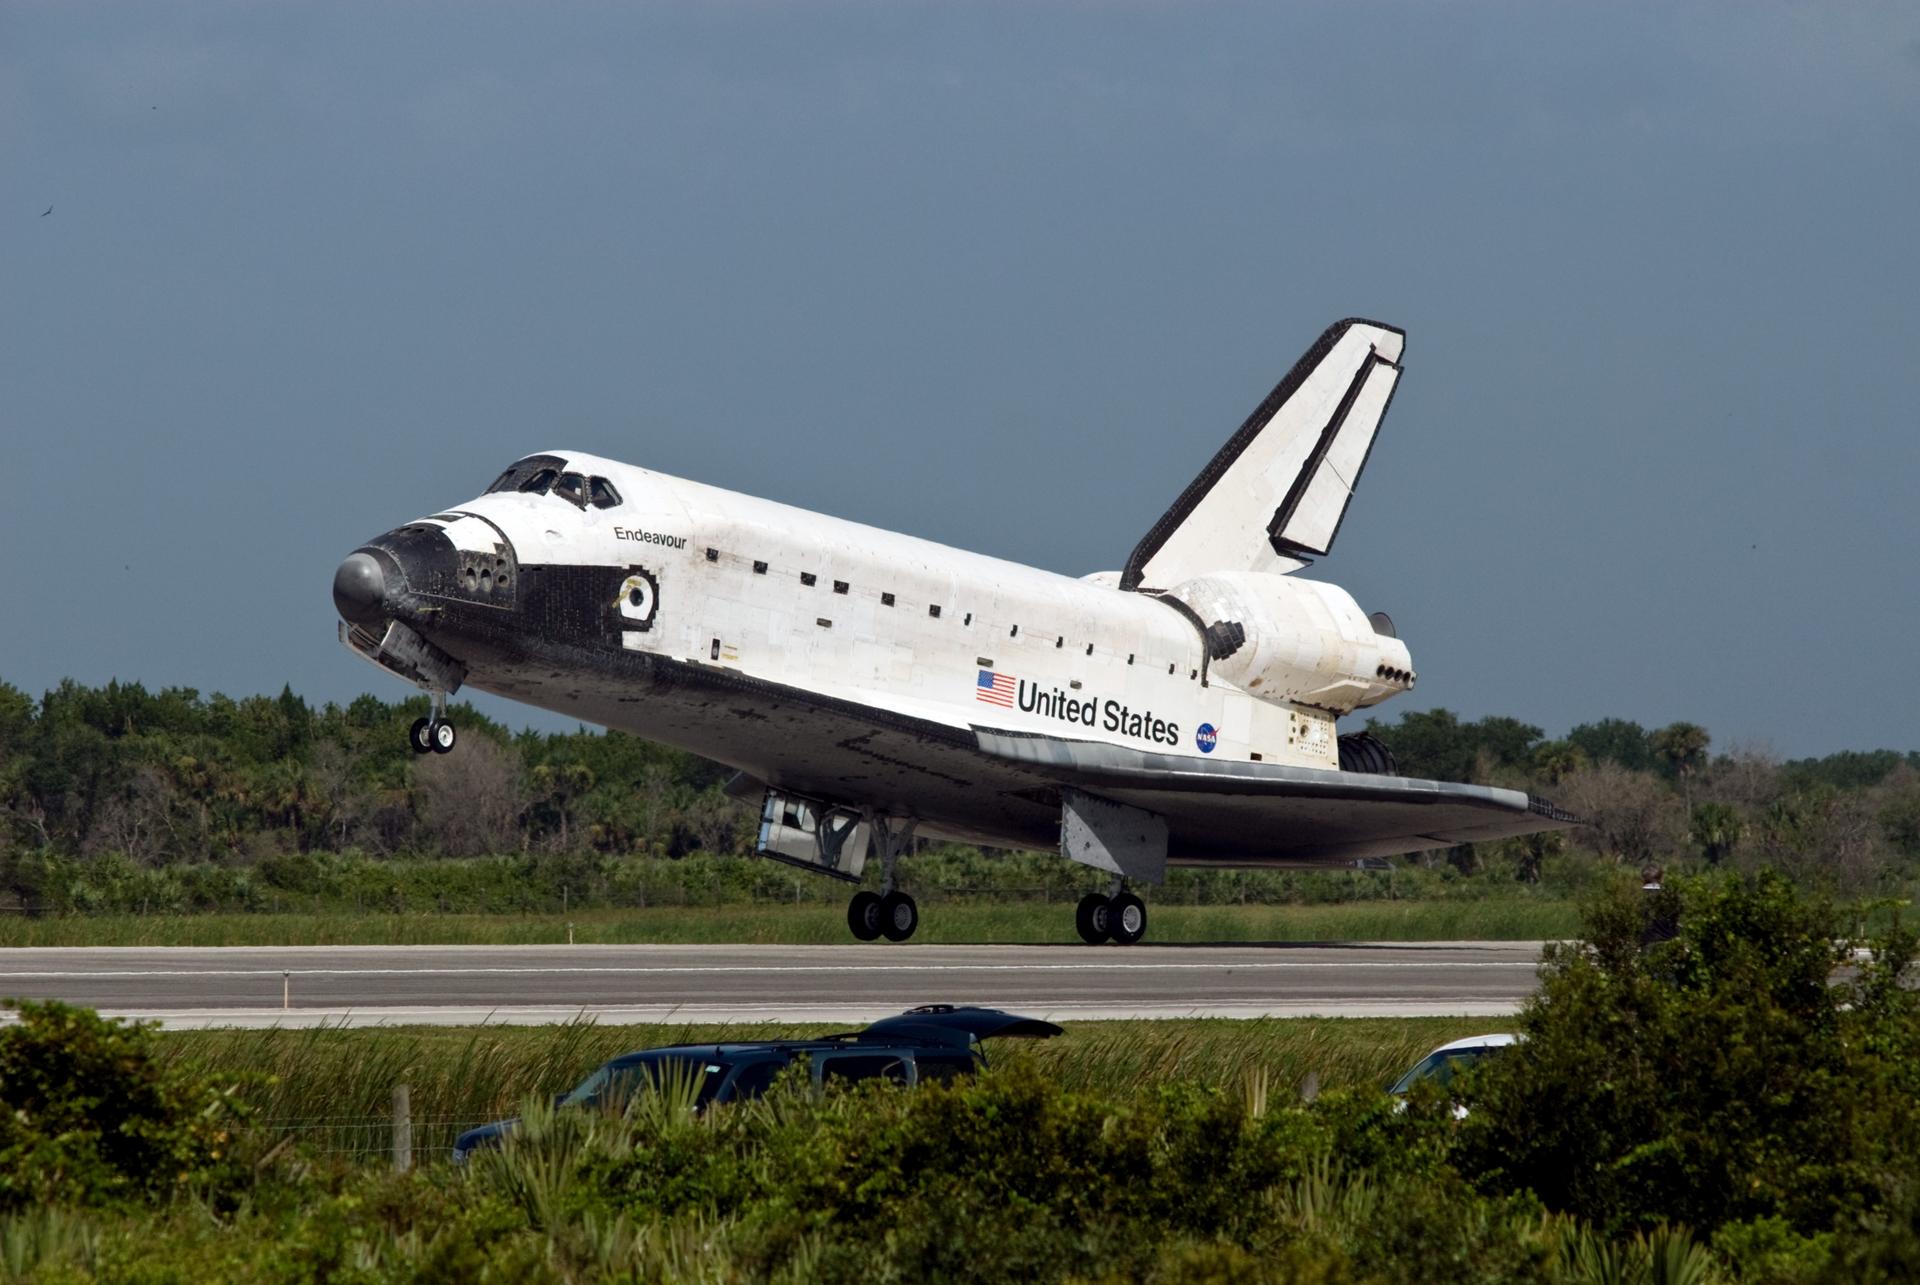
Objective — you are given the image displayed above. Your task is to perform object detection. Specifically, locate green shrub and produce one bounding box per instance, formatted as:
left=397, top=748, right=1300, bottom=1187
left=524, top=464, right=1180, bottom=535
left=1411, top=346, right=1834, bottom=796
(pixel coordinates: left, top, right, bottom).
left=1455, top=871, right=1920, bottom=1237
left=0, top=1001, right=254, bottom=1210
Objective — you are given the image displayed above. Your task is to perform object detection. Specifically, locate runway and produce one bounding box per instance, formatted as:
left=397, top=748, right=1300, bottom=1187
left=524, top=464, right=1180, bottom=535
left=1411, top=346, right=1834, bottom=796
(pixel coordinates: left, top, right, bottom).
left=0, top=941, right=1545, bottom=1028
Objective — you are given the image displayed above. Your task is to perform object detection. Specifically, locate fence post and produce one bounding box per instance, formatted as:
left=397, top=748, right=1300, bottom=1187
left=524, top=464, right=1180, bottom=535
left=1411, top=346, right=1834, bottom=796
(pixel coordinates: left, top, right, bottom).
left=392, top=1084, right=413, bottom=1173
left=282, top=971, right=290, bottom=1010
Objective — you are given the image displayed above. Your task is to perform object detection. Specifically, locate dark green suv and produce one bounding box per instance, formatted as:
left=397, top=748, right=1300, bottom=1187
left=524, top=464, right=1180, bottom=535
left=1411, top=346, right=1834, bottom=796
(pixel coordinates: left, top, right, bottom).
left=452, top=1005, right=1061, bottom=1163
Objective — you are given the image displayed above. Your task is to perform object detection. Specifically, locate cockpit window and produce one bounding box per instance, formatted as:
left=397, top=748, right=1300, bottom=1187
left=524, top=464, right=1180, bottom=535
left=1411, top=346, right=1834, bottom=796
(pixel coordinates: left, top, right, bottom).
left=553, top=472, right=588, bottom=509
left=589, top=477, right=622, bottom=509
left=487, top=454, right=569, bottom=495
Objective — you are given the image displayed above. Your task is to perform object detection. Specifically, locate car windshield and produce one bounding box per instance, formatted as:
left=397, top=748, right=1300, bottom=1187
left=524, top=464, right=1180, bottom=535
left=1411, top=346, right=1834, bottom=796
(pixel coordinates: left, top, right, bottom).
left=1389, top=1047, right=1497, bottom=1095
left=562, top=1053, right=731, bottom=1109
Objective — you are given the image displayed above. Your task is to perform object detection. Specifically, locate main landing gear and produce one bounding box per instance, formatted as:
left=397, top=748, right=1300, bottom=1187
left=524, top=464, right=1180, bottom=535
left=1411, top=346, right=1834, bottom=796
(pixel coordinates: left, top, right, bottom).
left=1076, top=883, right=1147, bottom=946
left=846, top=817, right=919, bottom=942
left=847, top=889, right=919, bottom=942
left=408, top=694, right=457, bottom=755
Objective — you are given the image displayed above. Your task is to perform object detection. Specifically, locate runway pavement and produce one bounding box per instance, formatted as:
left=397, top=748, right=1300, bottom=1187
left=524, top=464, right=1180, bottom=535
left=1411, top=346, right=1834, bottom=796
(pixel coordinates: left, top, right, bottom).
left=0, top=941, right=1546, bottom=1028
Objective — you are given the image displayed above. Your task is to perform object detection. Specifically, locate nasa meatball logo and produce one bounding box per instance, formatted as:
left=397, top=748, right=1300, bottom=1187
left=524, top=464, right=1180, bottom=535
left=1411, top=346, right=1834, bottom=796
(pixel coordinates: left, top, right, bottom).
left=615, top=566, right=660, bottom=631
left=1195, top=722, right=1218, bottom=754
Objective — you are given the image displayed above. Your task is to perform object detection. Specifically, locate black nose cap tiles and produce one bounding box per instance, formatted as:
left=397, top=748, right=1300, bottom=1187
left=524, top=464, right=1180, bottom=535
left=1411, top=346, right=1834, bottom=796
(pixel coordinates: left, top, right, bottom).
left=332, top=552, right=389, bottom=624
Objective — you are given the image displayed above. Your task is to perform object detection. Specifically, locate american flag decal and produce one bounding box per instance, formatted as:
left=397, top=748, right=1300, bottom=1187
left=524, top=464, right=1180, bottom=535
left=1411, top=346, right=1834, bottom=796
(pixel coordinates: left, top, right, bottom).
left=975, top=668, right=1016, bottom=708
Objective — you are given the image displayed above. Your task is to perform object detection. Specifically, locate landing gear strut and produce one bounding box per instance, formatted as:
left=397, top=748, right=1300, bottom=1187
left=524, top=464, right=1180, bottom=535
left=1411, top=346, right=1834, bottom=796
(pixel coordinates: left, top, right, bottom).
left=1076, top=881, right=1147, bottom=946
left=408, top=694, right=457, bottom=755
left=847, top=817, right=918, bottom=942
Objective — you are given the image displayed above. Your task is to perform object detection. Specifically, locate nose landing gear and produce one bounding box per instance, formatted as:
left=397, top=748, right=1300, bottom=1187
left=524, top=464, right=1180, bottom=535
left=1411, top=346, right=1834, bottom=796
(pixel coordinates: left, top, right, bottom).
left=1076, top=883, right=1147, bottom=945
left=408, top=694, right=457, bottom=755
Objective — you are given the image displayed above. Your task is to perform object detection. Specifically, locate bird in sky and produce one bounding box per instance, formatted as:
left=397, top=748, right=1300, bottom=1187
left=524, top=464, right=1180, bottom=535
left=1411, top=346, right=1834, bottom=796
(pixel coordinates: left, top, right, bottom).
left=41, top=206, right=52, bottom=217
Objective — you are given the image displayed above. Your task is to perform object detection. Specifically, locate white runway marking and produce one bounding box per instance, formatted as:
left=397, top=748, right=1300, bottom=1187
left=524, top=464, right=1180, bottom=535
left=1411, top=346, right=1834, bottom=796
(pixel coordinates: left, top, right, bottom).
left=0, top=960, right=1537, bottom=981
left=26, top=1000, right=1528, bottom=1030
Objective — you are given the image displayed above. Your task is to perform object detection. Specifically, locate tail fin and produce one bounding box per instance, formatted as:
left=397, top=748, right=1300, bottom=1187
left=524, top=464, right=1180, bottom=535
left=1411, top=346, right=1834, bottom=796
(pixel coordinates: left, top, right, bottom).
left=1120, top=318, right=1404, bottom=592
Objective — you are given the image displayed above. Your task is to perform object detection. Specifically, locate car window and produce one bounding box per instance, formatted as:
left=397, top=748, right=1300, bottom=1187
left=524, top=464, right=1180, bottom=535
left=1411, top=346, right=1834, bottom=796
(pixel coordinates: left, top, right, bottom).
left=819, top=1054, right=908, bottom=1088
left=912, top=1053, right=975, bottom=1084
left=562, top=1054, right=730, bottom=1108
left=722, top=1057, right=788, bottom=1102
left=588, top=476, right=622, bottom=509
left=1389, top=1048, right=1495, bottom=1095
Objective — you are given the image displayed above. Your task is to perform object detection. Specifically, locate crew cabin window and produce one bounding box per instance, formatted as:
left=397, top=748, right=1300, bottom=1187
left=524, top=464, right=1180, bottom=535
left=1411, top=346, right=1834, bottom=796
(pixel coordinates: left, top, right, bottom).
left=490, top=455, right=570, bottom=495
left=588, top=477, right=623, bottom=509
left=553, top=472, right=588, bottom=509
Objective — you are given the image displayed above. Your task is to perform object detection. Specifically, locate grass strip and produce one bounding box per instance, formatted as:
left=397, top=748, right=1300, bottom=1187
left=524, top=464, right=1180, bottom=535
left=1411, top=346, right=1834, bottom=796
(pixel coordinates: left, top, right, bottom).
left=0, top=899, right=1579, bottom=947
left=162, top=1014, right=1503, bottom=1163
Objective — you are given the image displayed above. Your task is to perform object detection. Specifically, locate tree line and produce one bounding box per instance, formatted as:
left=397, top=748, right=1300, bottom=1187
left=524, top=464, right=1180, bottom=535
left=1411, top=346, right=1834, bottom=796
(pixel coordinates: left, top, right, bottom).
left=1366, top=707, right=1920, bottom=891
left=1, top=678, right=1915, bottom=894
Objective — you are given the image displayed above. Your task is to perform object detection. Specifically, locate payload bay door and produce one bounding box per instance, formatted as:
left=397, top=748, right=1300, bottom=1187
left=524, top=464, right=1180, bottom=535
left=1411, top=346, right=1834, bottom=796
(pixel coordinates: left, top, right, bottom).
left=1061, top=790, right=1167, bottom=885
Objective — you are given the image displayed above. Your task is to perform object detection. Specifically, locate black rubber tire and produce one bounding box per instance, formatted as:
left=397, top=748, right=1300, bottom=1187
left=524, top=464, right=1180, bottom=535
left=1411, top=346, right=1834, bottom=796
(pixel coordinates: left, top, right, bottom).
left=409, top=717, right=434, bottom=754
left=879, top=891, right=919, bottom=942
left=1075, top=893, right=1111, bottom=945
left=847, top=892, right=883, bottom=941
left=1109, top=892, right=1148, bottom=945
left=431, top=720, right=457, bottom=754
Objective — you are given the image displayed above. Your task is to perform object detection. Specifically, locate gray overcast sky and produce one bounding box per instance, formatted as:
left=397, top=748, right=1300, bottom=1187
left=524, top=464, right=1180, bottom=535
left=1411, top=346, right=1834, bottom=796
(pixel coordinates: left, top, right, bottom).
left=3, top=2, right=1916, bottom=758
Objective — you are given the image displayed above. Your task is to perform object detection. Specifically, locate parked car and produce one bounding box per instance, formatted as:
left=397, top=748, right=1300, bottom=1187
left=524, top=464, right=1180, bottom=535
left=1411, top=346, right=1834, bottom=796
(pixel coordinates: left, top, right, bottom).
left=452, top=1005, right=1062, bottom=1163
left=1388, top=1033, right=1519, bottom=1112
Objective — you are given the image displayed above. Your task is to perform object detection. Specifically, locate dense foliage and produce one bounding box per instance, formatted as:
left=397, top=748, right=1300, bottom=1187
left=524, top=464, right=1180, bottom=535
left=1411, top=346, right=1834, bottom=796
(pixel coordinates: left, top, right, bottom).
left=1460, top=872, right=1920, bottom=1256
left=0, top=1017, right=1720, bottom=1283
left=1364, top=709, right=1920, bottom=892
left=0, top=1002, right=253, bottom=1212
left=0, top=679, right=742, bottom=870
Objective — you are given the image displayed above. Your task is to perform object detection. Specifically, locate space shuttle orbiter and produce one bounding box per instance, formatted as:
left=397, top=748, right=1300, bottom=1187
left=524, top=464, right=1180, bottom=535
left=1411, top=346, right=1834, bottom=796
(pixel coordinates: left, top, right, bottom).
left=333, top=318, right=1574, bottom=945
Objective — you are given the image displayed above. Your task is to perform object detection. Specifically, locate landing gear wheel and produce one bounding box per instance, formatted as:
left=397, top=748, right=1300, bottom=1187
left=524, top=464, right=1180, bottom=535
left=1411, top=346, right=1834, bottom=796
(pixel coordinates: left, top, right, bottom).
left=1109, top=892, right=1147, bottom=945
left=409, top=718, right=434, bottom=755
left=879, top=891, right=919, bottom=942
left=847, top=891, right=883, bottom=941
left=1075, top=893, right=1111, bottom=945
left=431, top=720, right=457, bottom=754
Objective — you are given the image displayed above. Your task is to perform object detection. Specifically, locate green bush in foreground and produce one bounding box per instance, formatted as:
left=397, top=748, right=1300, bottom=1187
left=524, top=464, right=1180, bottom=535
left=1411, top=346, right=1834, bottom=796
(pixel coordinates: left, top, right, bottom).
left=0, top=1001, right=254, bottom=1212
left=1458, top=871, right=1920, bottom=1258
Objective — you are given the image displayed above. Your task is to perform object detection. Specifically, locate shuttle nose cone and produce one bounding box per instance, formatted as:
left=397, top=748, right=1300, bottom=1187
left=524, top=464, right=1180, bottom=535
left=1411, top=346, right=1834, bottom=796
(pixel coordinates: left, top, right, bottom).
left=332, top=552, right=388, bottom=624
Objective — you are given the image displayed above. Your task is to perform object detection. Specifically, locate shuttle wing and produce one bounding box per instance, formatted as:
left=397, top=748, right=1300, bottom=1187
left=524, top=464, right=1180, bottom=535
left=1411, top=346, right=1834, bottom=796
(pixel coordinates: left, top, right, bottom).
left=975, top=728, right=1576, bottom=864
left=1122, top=318, right=1404, bottom=592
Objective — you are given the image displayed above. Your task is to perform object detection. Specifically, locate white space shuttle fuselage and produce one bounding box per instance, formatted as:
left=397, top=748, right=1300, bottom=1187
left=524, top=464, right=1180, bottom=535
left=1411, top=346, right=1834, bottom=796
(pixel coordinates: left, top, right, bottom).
left=482, top=452, right=1410, bottom=768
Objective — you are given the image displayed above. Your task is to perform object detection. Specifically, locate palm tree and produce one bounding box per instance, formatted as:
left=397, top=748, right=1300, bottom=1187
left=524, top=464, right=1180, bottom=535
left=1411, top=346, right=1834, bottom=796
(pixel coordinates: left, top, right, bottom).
left=1690, top=801, right=1741, bottom=865
left=1530, top=740, right=1587, bottom=787
left=1652, top=722, right=1711, bottom=820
